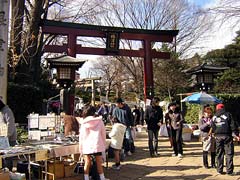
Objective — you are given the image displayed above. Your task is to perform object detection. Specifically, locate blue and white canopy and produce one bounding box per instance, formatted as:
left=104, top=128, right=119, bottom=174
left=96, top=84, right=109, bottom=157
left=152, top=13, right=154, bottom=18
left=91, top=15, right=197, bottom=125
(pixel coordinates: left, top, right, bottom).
left=181, top=92, right=222, bottom=105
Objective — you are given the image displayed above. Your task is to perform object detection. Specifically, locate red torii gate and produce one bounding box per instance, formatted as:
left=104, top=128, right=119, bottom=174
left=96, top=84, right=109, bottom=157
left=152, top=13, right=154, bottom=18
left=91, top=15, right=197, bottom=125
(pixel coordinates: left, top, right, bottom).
left=41, top=20, right=178, bottom=100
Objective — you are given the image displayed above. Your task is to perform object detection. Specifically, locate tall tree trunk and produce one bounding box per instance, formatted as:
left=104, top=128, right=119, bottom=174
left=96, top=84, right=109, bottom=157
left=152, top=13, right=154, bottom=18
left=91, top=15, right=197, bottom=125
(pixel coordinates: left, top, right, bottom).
left=10, top=0, right=25, bottom=55
left=17, top=0, right=46, bottom=83
left=9, top=0, right=25, bottom=81
left=27, top=0, right=45, bottom=83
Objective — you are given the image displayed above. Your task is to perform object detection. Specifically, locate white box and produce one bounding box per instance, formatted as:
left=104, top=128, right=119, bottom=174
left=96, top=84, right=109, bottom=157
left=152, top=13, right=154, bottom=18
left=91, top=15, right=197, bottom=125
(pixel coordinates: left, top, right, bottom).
left=182, top=133, right=192, bottom=141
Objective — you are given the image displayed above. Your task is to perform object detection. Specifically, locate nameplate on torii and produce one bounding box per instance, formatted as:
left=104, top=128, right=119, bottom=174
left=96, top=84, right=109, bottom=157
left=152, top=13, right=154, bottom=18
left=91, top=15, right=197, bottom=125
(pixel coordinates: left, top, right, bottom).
left=0, top=67, right=4, bottom=76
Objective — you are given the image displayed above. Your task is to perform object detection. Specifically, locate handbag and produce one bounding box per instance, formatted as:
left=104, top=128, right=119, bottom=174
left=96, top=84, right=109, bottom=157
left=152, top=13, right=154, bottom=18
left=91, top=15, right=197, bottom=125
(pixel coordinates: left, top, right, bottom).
left=202, top=128, right=213, bottom=151
left=74, top=157, right=84, bottom=174
left=203, top=136, right=212, bottom=151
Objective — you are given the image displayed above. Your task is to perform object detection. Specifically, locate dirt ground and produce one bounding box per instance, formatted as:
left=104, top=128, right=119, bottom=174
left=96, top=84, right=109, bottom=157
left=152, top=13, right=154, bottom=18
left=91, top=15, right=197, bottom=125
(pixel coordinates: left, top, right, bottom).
left=61, top=128, right=240, bottom=180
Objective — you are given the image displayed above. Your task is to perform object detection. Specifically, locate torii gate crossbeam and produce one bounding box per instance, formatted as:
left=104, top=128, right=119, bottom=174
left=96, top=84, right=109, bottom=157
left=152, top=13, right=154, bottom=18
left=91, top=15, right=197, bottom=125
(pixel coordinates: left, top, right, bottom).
left=41, top=20, right=178, bottom=100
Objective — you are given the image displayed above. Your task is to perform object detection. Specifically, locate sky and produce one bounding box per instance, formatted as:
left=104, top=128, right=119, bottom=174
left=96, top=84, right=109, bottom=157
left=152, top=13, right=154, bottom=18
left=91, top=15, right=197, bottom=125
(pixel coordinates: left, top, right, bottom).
left=191, top=0, right=238, bottom=54
left=189, top=0, right=212, bottom=7
left=78, top=0, right=238, bottom=78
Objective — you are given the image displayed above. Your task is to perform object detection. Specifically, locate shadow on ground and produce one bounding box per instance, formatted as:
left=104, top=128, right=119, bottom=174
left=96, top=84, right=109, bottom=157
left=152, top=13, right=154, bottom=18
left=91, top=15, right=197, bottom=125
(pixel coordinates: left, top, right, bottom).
left=105, top=163, right=210, bottom=180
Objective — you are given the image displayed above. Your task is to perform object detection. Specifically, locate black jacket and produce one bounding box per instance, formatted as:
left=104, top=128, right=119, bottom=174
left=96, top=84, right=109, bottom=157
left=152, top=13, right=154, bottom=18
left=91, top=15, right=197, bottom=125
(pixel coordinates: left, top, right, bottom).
left=165, top=109, right=184, bottom=130
left=144, top=105, right=163, bottom=130
left=211, top=109, right=239, bottom=137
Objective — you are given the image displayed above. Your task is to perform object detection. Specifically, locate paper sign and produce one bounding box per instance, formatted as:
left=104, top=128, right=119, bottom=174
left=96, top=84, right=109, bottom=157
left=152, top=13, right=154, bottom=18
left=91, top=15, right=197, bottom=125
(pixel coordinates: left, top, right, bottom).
left=145, top=99, right=151, bottom=106
left=28, top=130, right=41, bottom=140
left=39, top=115, right=56, bottom=129
left=47, top=116, right=56, bottom=128
left=35, top=149, right=48, bottom=161
left=28, top=114, right=39, bottom=129
left=0, top=123, right=7, bottom=136
left=40, top=131, right=48, bottom=137
left=38, top=117, right=48, bottom=130
left=0, top=137, right=9, bottom=149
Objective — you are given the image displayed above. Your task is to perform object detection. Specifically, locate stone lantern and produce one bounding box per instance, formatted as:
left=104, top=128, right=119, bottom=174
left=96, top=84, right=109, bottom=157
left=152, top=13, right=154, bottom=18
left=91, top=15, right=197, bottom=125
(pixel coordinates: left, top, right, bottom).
left=186, top=63, right=228, bottom=92
left=46, top=55, right=85, bottom=115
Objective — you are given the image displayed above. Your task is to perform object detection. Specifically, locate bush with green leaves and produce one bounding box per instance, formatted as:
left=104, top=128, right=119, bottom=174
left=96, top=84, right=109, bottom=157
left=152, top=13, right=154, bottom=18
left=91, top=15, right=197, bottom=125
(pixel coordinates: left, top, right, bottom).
left=183, top=94, right=240, bottom=126
left=17, top=127, right=28, bottom=144
left=184, top=103, right=201, bottom=124
left=7, top=80, right=60, bottom=124
left=216, top=94, right=240, bottom=126
left=8, top=83, right=43, bottom=124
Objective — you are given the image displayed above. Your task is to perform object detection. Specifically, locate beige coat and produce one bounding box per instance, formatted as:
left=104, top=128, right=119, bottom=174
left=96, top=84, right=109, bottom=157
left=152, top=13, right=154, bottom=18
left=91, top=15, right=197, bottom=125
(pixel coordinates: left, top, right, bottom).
left=109, top=123, right=126, bottom=150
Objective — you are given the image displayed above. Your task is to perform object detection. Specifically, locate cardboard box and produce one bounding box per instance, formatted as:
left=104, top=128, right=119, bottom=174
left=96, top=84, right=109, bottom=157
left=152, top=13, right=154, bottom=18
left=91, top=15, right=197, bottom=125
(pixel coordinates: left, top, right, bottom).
left=182, top=133, right=192, bottom=141
left=47, top=161, right=64, bottom=180
left=9, top=172, right=26, bottom=180
left=31, top=164, right=44, bottom=179
left=0, top=172, right=10, bottom=180
left=64, top=162, right=77, bottom=177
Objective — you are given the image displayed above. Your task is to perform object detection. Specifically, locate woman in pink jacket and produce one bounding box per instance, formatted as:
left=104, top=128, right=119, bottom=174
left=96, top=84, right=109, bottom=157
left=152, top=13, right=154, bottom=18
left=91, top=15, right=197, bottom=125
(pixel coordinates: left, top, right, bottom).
left=79, top=105, right=108, bottom=180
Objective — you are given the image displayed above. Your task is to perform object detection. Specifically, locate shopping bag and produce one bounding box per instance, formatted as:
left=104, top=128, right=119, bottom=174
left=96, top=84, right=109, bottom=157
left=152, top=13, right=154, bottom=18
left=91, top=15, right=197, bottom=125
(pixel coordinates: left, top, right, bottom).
left=202, top=128, right=213, bottom=151
left=202, top=136, right=212, bottom=151
left=159, top=124, right=168, bottom=137
left=131, top=127, right=137, bottom=140
left=74, top=157, right=84, bottom=174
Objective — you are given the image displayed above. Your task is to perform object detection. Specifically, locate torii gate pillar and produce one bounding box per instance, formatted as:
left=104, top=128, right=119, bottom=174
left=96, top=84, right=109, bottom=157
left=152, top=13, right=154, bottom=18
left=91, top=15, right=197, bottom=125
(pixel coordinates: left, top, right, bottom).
left=68, top=34, right=77, bottom=57
left=144, top=40, right=154, bottom=99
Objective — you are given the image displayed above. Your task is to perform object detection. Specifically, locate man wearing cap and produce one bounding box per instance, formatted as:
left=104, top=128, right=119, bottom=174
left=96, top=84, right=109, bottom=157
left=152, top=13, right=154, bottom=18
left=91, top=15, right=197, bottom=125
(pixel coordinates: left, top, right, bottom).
left=211, top=103, right=239, bottom=175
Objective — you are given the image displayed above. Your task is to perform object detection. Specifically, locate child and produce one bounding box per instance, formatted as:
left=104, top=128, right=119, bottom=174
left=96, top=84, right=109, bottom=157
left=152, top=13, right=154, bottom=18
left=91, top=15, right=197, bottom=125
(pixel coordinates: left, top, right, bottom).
left=79, top=105, right=109, bottom=180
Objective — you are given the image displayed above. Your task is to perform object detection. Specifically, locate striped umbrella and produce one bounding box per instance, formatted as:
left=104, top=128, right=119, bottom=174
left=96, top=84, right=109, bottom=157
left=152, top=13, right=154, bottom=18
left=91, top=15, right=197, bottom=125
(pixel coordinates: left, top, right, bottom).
left=181, top=92, right=222, bottom=105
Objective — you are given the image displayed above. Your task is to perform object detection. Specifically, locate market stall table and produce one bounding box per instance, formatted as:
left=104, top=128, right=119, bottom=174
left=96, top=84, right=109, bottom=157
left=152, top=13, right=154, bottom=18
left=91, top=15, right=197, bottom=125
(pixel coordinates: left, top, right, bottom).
left=0, top=141, right=80, bottom=180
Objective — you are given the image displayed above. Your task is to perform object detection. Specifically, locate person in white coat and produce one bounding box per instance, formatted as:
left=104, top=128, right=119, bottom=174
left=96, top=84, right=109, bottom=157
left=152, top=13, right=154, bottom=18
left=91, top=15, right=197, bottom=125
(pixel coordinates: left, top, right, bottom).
left=108, top=123, right=126, bottom=170
left=0, top=99, right=17, bottom=171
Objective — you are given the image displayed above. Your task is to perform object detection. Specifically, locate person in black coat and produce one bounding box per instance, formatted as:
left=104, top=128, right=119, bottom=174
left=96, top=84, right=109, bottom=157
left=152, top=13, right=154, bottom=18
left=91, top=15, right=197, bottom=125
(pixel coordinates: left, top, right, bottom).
left=211, top=103, right=240, bottom=175
left=165, top=102, right=184, bottom=158
left=132, top=105, right=141, bottom=126
left=144, top=97, right=163, bottom=157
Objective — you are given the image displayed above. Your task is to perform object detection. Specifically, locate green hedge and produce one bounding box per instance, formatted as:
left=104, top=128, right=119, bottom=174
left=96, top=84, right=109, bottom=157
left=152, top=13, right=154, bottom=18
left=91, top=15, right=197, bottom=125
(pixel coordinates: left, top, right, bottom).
left=216, top=94, right=240, bottom=126
left=7, top=83, right=43, bottom=124
left=183, top=94, right=240, bottom=126
left=17, top=126, right=28, bottom=143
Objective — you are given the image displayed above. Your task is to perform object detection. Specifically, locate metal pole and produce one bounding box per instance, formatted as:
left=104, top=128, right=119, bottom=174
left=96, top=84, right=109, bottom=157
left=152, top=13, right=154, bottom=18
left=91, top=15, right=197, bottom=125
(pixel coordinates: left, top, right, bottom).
left=180, top=94, right=183, bottom=111
left=0, top=0, right=10, bottom=103
left=91, top=79, right=95, bottom=106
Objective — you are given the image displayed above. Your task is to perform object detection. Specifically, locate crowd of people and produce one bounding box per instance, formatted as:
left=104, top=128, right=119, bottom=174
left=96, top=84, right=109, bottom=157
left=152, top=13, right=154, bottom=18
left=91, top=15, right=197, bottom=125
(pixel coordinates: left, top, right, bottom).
left=77, top=97, right=240, bottom=179
left=1, top=97, right=240, bottom=180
